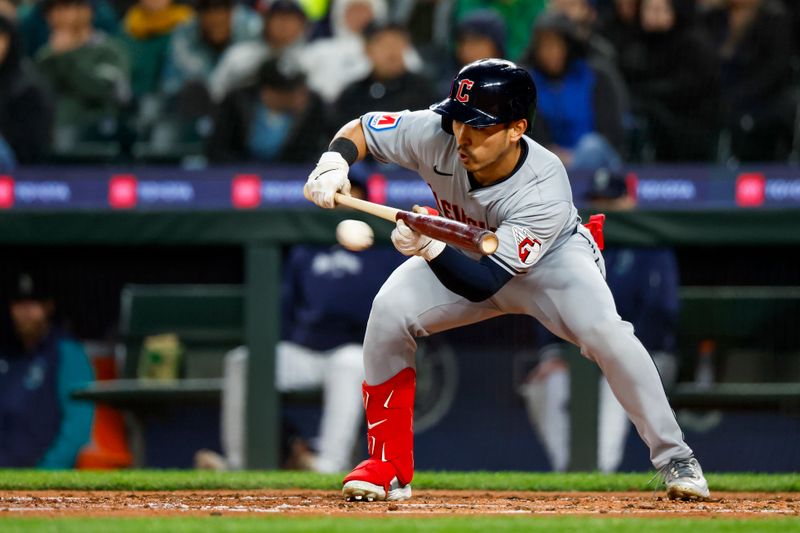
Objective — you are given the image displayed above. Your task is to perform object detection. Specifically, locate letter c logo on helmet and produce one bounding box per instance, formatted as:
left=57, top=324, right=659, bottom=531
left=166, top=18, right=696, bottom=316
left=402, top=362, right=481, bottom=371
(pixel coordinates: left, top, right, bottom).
left=430, top=58, right=538, bottom=133
left=455, top=79, right=474, bottom=103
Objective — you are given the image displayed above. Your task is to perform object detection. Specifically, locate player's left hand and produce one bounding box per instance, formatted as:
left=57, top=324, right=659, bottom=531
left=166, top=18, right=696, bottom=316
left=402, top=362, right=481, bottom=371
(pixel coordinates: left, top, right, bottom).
left=391, top=219, right=445, bottom=261
left=305, top=151, right=352, bottom=209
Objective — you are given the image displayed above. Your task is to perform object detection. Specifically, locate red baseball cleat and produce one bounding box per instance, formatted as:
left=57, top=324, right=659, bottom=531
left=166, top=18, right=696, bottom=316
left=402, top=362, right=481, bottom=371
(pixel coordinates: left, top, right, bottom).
left=342, top=367, right=416, bottom=502
left=342, top=458, right=412, bottom=501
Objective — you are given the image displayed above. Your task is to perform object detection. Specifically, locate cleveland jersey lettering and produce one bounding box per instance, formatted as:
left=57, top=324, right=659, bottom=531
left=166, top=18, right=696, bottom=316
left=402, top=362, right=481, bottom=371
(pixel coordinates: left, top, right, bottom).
left=361, top=110, right=578, bottom=274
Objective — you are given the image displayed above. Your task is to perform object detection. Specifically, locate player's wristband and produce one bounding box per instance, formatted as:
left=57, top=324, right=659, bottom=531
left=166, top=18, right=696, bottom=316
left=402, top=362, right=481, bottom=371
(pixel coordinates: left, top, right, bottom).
left=328, top=137, right=359, bottom=166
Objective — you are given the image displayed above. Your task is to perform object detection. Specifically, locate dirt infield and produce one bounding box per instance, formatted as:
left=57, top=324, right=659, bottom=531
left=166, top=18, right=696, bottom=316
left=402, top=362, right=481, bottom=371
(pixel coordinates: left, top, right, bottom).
left=1, top=490, right=798, bottom=518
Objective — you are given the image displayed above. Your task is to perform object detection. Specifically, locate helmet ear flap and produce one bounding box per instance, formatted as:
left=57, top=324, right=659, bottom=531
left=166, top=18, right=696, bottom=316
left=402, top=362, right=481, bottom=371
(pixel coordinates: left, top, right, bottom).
left=441, top=116, right=454, bottom=135
left=526, top=110, right=536, bottom=134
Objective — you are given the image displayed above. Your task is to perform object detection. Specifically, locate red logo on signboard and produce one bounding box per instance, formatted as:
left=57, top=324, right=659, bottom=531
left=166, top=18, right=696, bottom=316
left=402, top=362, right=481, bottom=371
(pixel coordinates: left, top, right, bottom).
left=736, top=173, right=765, bottom=207
left=625, top=172, right=638, bottom=201
left=232, top=174, right=262, bottom=209
left=109, top=174, right=137, bottom=209
left=367, top=173, right=387, bottom=205
left=0, top=176, right=14, bottom=209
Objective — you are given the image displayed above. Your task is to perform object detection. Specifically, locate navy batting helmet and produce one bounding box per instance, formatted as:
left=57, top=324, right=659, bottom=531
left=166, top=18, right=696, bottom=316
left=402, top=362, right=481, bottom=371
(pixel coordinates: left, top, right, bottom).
left=430, top=58, right=537, bottom=133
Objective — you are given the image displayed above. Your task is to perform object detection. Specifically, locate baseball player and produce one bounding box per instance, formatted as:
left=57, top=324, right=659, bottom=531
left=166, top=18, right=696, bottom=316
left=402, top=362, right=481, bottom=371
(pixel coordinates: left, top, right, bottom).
left=304, top=58, right=709, bottom=502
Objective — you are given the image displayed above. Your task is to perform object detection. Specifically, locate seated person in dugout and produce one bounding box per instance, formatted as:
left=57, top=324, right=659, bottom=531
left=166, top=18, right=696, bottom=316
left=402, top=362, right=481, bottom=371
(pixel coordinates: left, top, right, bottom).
left=0, top=273, right=94, bottom=468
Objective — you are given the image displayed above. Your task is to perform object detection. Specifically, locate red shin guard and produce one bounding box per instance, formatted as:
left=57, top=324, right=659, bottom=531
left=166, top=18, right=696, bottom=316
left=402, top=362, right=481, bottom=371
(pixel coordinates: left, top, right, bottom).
left=343, top=367, right=416, bottom=489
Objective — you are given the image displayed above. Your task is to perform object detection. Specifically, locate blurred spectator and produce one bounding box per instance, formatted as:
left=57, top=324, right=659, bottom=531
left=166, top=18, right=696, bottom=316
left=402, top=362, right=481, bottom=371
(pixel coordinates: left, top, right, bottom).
left=0, top=0, right=16, bottom=21
left=299, top=0, right=390, bottom=103
left=549, top=0, right=607, bottom=46
left=596, top=0, right=640, bottom=54
left=205, top=180, right=404, bottom=472
left=207, top=57, right=326, bottom=163
left=18, top=0, right=118, bottom=57
left=618, top=0, right=720, bottom=161
left=454, top=9, right=505, bottom=64
left=701, top=0, right=794, bottom=162
left=0, top=16, right=53, bottom=165
left=330, top=23, right=434, bottom=135
left=525, top=13, right=623, bottom=170
left=520, top=169, right=680, bottom=472
left=392, top=0, right=452, bottom=59
left=780, top=0, right=800, bottom=59
left=547, top=0, right=631, bottom=148
left=34, top=0, right=130, bottom=143
left=453, top=0, right=546, bottom=62
left=0, top=273, right=94, bottom=468
left=160, top=0, right=262, bottom=97
left=296, top=0, right=328, bottom=22
left=433, top=9, right=506, bottom=97
left=118, top=0, right=193, bottom=99
left=208, top=0, right=308, bottom=103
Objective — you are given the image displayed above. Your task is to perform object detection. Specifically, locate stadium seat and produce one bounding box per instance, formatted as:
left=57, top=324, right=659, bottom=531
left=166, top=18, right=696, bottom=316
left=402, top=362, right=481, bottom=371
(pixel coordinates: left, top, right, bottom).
left=76, top=352, right=133, bottom=470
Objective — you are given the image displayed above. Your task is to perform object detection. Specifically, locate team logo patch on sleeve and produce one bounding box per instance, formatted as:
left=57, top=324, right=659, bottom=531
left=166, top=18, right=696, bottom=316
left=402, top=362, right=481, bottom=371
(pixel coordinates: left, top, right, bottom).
left=367, top=113, right=402, bottom=131
left=513, top=226, right=542, bottom=265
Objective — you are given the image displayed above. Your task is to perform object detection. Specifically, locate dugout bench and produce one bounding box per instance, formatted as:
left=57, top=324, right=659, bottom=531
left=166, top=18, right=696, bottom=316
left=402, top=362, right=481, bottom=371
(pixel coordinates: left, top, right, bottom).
left=72, top=284, right=328, bottom=467
left=73, top=283, right=345, bottom=467
left=71, top=285, right=242, bottom=466
left=72, top=283, right=800, bottom=469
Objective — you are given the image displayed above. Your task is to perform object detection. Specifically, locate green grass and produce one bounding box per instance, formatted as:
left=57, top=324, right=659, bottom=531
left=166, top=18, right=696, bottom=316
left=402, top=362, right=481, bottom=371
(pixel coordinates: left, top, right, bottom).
left=0, top=517, right=799, bottom=533
left=0, top=470, right=797, bottom=492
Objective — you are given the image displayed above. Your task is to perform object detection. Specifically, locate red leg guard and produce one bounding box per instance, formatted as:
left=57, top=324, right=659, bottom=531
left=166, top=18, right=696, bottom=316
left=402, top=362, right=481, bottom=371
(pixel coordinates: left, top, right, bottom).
left=343, top=367, right=416, bottom=490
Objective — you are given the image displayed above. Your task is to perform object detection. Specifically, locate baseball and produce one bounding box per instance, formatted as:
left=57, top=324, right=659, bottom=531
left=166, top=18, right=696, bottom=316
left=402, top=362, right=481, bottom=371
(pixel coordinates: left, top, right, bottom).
left=336, top=219, right=374, bottom=251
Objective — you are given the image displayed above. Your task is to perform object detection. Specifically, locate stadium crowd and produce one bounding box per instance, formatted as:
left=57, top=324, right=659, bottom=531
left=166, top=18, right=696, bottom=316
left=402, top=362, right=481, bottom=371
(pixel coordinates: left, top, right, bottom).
left=0, top=0, right=797, bottom=168
left=1, top=0, right=797, bottom=473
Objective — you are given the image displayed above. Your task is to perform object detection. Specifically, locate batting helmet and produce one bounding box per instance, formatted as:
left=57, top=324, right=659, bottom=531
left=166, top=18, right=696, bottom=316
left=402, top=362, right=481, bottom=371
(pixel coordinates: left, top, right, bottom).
left=430, top=58, right=537, bottom=133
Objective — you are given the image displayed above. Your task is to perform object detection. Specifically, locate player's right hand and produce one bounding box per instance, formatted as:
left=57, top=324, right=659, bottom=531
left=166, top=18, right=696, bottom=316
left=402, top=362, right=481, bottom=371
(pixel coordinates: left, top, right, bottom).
left=305, top=151, right=352, bottom=209
left=391, top=219, right=445, bottom=261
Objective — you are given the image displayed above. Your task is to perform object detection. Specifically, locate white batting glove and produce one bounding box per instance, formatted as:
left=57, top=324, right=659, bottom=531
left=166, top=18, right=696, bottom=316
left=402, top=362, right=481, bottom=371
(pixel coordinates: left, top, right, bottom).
left=391, top=219, right=445, bottom=261
left=304, top=151, right=352, bottom=209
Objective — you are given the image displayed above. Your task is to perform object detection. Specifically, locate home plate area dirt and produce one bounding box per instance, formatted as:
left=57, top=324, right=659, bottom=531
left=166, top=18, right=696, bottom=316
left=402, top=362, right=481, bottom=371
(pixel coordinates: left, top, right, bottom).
left=1, top=490, right=799, bottom=518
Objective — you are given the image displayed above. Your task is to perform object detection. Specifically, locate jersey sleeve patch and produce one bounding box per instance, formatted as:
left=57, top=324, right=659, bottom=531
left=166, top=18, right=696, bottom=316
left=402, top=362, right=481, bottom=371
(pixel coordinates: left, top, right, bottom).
left=512, top=226, right=542, bottom=266
left=367, top=113, right=403, bottom=131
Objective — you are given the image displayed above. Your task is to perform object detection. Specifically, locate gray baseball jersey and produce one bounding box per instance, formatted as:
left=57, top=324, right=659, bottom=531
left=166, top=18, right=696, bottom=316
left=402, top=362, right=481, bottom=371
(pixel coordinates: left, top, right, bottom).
left=359, top=109, right=693, bottom=469
left=363, top=110, right=578, bottom=273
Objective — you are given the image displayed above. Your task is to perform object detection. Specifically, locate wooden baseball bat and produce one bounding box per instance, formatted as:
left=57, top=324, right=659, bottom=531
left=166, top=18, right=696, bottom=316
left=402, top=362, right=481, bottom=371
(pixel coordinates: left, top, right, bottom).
left=332, top=193, right=498, bottom=256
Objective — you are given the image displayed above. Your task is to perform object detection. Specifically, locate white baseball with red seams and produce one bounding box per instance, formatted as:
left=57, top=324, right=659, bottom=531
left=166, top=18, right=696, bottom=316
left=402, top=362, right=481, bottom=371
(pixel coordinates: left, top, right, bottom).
left=336, top=219, right=374, bottom=251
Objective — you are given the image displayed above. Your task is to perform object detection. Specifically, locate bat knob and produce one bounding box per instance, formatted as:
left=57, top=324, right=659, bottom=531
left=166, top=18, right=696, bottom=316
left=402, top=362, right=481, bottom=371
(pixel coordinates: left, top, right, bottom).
left=478, top=233, right=499, bottom=255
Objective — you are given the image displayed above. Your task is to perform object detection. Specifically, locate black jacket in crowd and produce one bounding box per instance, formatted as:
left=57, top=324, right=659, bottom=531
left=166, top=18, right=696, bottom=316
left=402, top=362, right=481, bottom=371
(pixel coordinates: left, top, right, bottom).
left=207, top=85, right=328, bottom=164
left=618, top=0, right=721, bottom=161
left=0, top=16, right=53, bottom=164
left=701, top=0, right=793, bottom=121
left=330, top=70, right=435, bottom=138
